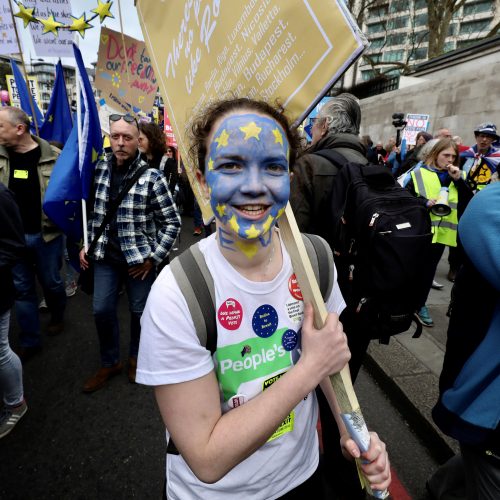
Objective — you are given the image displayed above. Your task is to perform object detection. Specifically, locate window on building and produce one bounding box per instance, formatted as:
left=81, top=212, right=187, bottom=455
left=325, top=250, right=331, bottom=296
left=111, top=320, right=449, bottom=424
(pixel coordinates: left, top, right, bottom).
left=387, top=16, right=409, bottom=29
left=385, top=69, right=402, bottom=77
left=370, top=37, right=386, bottom=49
left=387, top=33, right=407, bottom=45
left=448, top=23, right=457, bottom=35
left=463, top=0, right=494, bottom=16
left=414, top=0, right=426, bottom=9
left=408, top=47, right=427, bottom=60
left=459, top=19, right=490, bottom=34
left=362, top=70, right=376, bottom=81
left=370, top=53, right=383, bottom=63
left=443, top=41, right=456, bottom=52
left=383, top=49, right=405, bottom=62
left=367, top=21, right=387, bottom=34
left=368, top=3, right=389, bottom=18
left=389, top=0, right=410, bottom=13
left=414, top=13, right=428, bottom=27
left=457, top=38, right=483, bottom=49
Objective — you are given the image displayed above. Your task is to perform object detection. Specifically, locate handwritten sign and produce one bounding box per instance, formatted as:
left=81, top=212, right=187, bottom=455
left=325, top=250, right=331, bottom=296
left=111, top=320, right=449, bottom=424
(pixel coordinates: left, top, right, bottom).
left=164, top=113, right=177, bottom=148
left=0, top=0, right=18, bottom=55
left=24, top=0, right=74, bottom=57
left=95, top=27, right=157, bottom=115
left=136, top=0, right=366, bottom=220
left=6, top=74, right=41, bottom=108
left=402, top=113, right=430, bottom=146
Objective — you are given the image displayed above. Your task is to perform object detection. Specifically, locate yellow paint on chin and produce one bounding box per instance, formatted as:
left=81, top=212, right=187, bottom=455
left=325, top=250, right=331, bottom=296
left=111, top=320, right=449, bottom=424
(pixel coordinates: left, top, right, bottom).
left=261, top=215, right=275, bottom=233
left=235, top=240, right=259, bottom=259
left=245, top=224, right=262, bottom=239
left=276, top=207, right=285, bottom=219
left=229, top=215, right=240, bottom=233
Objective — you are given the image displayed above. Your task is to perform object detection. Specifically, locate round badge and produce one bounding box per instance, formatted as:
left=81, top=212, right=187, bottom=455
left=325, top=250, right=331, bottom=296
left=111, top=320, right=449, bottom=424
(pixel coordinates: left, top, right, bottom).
left=288, top=274, right=303, bottom=300
left=217, top=298, right=243, bottom=330
left=252, top=304, right=278, bottom=338
left=228, top=394, right=247, bottom=408
left=291, top=328, right=303, bottom=364
left=282, top=329, right=298, bottom=351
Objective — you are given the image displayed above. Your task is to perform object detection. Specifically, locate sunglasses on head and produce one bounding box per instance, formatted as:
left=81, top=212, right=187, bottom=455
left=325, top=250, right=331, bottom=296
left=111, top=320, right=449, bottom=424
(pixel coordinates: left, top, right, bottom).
left=109, top=114, right=138, bottom=127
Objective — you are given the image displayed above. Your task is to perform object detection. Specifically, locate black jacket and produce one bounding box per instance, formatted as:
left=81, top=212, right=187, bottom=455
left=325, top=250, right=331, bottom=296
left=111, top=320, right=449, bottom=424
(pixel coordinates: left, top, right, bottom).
left=290, top=132, right=367, bottom=240
left=0, top=183, right=25, bottom=314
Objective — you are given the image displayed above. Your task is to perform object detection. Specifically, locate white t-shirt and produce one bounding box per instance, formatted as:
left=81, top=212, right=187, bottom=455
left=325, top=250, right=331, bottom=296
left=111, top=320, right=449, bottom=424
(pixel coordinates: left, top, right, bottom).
left=137, top=233, right=345, bottom=500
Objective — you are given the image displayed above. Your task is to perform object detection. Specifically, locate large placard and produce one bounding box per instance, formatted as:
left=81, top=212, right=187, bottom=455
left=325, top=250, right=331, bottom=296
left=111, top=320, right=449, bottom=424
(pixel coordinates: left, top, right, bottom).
left=136, top=0, right=366, bottom=220
left=0, top=0, right=19, bottom=55
left=95, top=26, right=157, bottom=115
left=6, top=74, right=41, bottom=108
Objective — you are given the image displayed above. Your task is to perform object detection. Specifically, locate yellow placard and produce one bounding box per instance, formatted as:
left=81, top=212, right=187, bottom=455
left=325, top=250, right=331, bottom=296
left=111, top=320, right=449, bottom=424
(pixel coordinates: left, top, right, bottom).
left=95, top=27, right=158, bottom=115
left=6, top=75, right=41, bottom=109
left=136, top=0, right=365, bottom=221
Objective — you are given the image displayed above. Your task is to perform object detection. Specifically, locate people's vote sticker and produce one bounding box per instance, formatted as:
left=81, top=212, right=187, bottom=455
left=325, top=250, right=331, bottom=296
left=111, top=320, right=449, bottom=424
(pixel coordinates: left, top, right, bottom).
left=252, top=304, right=278, bottom=338
left=288, top=274, right=303, bottom=300
left=285, top=298, right=304, bottom=324
left=282, top=329, right=298, bottom=351
left=228, top=394, right=247, bottom=409
left=218, top=298, right=243, bottom=330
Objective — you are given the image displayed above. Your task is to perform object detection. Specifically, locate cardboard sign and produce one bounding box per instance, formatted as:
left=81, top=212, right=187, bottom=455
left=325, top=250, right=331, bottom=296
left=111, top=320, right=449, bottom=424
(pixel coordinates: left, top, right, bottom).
left=6, top=74, right=41, bottom=107
left=95, top=27, right=157, bottom=115
left=402, top=113, right=430, bottom=146
left=24, top=0, right=74, bottom=57
left=0, top=0, right=19, bottom=55
left=136, top=0, right=366, bottom=221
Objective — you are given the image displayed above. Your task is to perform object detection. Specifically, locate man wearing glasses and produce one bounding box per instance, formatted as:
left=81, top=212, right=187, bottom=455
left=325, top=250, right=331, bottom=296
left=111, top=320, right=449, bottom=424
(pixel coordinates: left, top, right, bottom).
left=79, top=114, right=181, bottom=392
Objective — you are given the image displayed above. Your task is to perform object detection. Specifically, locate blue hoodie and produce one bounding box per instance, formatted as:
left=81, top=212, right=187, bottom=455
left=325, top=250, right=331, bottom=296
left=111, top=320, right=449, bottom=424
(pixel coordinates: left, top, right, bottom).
left=432, top=183, right=500, bottom=452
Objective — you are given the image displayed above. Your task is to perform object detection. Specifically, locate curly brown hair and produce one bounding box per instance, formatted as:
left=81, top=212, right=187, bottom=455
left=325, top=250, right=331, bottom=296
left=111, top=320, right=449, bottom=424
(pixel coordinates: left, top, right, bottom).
left=187, top=97, right=301, bottom=173
left=138, top=121, right=167, bottom=159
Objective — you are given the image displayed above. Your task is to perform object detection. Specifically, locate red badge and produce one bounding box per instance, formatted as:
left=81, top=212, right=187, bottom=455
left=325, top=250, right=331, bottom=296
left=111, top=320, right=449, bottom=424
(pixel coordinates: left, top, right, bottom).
left=288, top=274, right=303, bottom=300
left=218, top=298, right=243, bottom=330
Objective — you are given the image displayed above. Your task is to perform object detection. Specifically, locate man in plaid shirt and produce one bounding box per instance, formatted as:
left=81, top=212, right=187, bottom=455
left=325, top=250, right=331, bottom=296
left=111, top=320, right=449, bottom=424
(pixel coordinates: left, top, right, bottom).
left=79, top=115, right=181, bottom=393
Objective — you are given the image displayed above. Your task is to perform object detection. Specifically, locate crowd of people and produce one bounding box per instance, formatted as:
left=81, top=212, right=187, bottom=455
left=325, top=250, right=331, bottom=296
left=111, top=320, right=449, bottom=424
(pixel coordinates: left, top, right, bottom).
left=0, top=93, right=498, bottom=498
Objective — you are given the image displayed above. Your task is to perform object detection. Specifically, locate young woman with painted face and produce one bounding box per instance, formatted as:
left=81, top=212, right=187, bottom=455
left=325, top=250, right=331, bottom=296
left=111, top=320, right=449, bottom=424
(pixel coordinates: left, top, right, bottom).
left=137, top=98, right=390, bottom=499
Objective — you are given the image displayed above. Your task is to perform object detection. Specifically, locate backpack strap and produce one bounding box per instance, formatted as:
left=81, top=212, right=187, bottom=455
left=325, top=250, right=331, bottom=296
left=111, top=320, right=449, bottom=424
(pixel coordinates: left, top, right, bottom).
left=301, top=233, right=334, bottom=301
left=313, top=149, right=348, bottom=168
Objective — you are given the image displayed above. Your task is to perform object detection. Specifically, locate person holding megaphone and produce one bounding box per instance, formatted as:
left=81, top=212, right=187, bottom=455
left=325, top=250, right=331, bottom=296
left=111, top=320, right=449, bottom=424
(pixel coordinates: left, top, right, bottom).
left=405, top=138, right=473, bottom=327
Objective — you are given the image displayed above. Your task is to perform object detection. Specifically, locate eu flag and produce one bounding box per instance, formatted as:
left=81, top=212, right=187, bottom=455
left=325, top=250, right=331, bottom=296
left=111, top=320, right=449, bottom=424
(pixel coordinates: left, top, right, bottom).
left=10, top=60, right=44, bottom=134
left=39, top=61, right=72, bottom=145
left=43, top=44, right=103, bottom=244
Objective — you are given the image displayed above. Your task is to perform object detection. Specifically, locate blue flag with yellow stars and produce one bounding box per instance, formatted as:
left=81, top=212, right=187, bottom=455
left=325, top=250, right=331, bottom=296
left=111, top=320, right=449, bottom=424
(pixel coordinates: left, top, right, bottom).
left=39, top=61, right=72, bottom=145
left=43, top=44, right=103, bottom=245
left=10, top=59, right=44, bottom=134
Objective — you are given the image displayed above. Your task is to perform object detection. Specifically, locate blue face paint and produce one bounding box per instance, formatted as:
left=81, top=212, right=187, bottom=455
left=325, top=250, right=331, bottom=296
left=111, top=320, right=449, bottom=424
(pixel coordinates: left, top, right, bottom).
left=205, top=113, right=290, bottom=242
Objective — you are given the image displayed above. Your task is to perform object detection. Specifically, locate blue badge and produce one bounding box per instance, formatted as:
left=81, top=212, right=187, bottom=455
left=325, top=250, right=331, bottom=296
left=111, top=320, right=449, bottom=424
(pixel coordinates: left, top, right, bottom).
left=291, top=328, right=303, bottom=365
left=252, top=304, right=278, bottom=338
left=282, top=329, right=298, bottom=351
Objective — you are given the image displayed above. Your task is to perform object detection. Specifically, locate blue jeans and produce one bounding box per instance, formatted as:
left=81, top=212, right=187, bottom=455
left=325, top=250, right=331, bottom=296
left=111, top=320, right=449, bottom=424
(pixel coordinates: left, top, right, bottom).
left=0, top=311, right=24, bottom=406
left=11, top=233, right=66, bottom=347
left=93, top=260, right=156, bottom=367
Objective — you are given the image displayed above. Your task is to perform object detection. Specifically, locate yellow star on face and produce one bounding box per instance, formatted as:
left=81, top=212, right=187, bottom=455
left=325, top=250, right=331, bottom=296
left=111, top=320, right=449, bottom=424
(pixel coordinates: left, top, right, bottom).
left=228, top=215, right=240, bottom=234
left=91, top=0, right=114, bottom=23
left=215, top=129, right=229, bottom=149
left=262, top=215, right=274, bottom=233
left=272, top=128, right=283, bottom=146
left=14, top=3, right=35, bottom=28
left=245, top=224, right=261, bottom=239
left=240, top=122, right=261, bottom=141
left=216, top=204, right=226, bottom=218
left=207, top=157, right=214, bottom=171
left=69, top=14, right=92, bottom=38
left=40, top=15, right=64, bottom=36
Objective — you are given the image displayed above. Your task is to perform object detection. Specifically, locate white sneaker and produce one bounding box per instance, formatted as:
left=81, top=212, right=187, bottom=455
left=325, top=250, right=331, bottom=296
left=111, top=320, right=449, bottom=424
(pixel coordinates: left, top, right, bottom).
left=38, top=298, right=48, bottom=311
left=0, top=400, right=28, bottom=439
left=431, top=280, right=444, bottom=290
left=65, top=281, right=77, bottom=297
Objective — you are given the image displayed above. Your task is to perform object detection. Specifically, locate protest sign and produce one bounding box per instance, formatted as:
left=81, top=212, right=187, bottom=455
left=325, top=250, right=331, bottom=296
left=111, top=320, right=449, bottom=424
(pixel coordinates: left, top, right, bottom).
left=6, top=74, right=40, bottom=107
left=402, top=113, right=430, bottom=146
left=95, top=27, right=157, bottom=115
left=164, top=113, right=177, bottom=148
left=0, top=0, right=19, bottom=55
left=24, top=0, right=73, bottom=57
left=136, top=0, right=366, bottom=220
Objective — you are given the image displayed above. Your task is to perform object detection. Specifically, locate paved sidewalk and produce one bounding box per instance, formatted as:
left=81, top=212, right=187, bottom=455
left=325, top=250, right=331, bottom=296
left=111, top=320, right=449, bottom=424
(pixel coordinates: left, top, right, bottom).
left=365, top=249, right=459, bottom=459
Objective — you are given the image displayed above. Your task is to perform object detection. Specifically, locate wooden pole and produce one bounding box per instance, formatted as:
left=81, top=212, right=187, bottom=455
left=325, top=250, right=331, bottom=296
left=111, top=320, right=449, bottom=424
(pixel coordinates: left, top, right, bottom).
left=117, top=0, right=131, bottom=86
left=8, top=0, right=40, bottom=136
left=279, top=203, right=388, bottom=499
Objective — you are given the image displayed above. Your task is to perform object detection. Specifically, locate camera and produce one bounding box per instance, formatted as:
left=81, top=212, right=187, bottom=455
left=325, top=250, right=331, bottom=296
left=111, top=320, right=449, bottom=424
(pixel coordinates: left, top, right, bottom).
left=392, top=112, right=407, bottom=128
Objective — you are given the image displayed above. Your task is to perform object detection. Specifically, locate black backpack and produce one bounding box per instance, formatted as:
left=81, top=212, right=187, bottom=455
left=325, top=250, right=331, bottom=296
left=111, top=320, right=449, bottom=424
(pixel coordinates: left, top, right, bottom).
left=316, top=150, right=433, bottom=343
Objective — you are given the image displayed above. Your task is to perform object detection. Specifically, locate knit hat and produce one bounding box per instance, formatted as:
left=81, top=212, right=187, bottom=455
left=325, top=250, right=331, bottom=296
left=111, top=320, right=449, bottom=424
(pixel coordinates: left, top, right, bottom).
left=473, top=123, right=499, bottom=140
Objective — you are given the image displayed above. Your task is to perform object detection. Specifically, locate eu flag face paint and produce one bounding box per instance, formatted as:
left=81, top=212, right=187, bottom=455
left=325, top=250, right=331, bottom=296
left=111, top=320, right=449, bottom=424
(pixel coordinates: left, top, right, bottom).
left=205, top=113, right=290, bottom=243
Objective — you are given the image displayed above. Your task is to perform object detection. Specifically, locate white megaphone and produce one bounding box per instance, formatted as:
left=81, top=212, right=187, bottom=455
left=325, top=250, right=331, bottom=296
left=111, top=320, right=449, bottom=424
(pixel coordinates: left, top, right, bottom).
left=431, top=187, right=452, bottom=217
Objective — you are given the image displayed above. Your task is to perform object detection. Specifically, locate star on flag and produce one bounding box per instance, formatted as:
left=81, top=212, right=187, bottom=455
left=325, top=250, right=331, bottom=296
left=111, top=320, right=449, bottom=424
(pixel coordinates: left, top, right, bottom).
left=91, top=0, right=114, bottom=23
left=13, top=3, right=35, bottom=28
left=40, top=14, right=64, bottom=36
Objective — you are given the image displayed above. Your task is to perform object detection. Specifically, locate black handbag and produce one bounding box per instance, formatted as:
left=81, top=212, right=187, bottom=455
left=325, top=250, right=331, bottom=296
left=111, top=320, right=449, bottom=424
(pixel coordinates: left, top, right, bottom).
left=79, top=164, right=150, bottom=294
